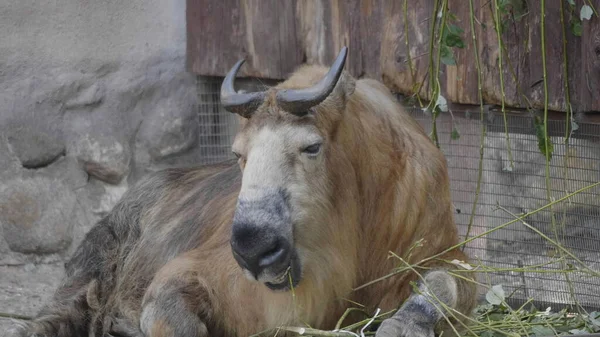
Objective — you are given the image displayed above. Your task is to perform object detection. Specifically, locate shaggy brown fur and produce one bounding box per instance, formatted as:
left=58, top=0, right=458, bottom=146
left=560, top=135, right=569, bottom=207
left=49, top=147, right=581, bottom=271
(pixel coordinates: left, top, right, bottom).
left=19, top=63, right=477, bottom=337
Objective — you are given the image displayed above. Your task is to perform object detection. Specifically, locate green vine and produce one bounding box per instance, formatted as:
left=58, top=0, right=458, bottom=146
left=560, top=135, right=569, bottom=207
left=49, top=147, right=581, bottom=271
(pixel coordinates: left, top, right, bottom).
left=431, top=0, right=449, bottom=149
left=424, top=0, right=467, bottom=146
left=439, top=12, right=466, bottom=66
left=559, top=0, right=584, bottom=314
left=495, top=0, right=529, bottom=34
left=463, top=0, right=488, bottom=246
left=426, top=0, right=441, bottom=147
left=410, top=0, right=592, bottom=160
left=493, top=0, right=514, bottom=170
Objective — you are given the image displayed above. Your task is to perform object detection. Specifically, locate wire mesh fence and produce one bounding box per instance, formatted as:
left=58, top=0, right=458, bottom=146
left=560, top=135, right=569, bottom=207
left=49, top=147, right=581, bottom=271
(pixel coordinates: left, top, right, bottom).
left=195, top=75, right=600, bottom=312
left=196, top=76, right=240, bottom=164
left=195, top=75, right=279, bottom=165
left=405, top=104, right=600, bottom=312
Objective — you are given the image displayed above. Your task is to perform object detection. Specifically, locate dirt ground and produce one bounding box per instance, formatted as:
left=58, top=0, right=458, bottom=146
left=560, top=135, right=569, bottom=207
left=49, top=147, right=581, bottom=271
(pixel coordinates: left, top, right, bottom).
left=0, top=263, right=64, bottom=337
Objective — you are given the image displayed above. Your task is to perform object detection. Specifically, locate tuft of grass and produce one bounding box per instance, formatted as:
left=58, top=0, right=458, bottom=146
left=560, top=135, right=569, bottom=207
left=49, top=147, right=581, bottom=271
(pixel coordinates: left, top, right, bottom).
left=470, top=301, right=600, bottom=337
left=261, top=294, right=600, bottom=337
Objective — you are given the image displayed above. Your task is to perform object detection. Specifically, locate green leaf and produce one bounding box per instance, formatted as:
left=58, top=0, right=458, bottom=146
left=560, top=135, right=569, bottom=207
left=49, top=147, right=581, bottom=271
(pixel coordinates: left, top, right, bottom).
left=488, top=312, right=505, bottom=321
left=569, top=328, right=590, bottom=335
left=581, top=5, right=593, bottom=20
left=440, top=45, right=456, bottom=65
left=445, top=33, right=466, bottom=48
left=588, top=315, right=600, bottom=329
left=442, top=24, right=465, bottom=49
left=567, top=0, right=575, bottom=5
left=447, top=12, right=458, bottom=22
left=556, top=325, right=577, bottom=332
left=571, top=20, right=583, bottom=36
left=435, top=94, right=448, bottom=112
left=446, top=23, right=464, bottom=36
left=496, top=0, right=528, bottom=22
left=532, top=326, right=555, bottom=336
left=498, top=0, right=510, bottom=14
left=485, top=284, right=505, bottom=305
left=534, top=116, right=554, bottom=160
left=480, top=330, right=505, bottom=337
left=571, top=119, right=579, bottom=131
left=451, top=126, right=460, bottom=140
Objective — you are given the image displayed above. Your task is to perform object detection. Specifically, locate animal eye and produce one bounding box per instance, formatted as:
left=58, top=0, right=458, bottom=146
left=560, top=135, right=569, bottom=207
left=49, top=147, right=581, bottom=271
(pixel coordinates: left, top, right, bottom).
left=302, top=143, right=322, bottom=155
left=232, top=151, right=241, bottom=159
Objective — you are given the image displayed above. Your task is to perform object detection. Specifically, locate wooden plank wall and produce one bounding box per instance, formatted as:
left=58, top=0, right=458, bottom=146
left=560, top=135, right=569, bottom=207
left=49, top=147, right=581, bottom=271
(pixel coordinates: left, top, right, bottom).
left=186, top=0, right=600, bottom=113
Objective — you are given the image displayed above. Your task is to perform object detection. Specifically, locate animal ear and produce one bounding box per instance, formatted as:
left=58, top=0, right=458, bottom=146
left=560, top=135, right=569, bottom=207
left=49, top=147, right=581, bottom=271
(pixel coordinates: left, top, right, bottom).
left=338, top=70, right=356, bottom=99
left=318, top=69, right=355, bottom=112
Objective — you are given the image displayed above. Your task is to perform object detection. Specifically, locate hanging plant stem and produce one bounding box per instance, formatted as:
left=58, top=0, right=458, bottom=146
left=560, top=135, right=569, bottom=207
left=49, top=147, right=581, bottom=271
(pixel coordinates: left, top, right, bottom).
left=430, top=0, right=450, bottom=149
left=492, top=0, right=514, bottom=169
left=427, top=0, right=440, bottom=104
left=559, top=0, right=574, bottom=234
left=463, top=0, right=487, bottom=246
left=403, top=0, right=417, bottom=88
left=425, top=0, right=442, bottom=148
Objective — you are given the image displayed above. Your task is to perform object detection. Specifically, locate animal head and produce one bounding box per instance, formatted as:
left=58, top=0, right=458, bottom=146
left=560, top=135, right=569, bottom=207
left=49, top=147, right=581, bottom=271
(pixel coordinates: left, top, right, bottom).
left=221, top=48, right=356, bottom=292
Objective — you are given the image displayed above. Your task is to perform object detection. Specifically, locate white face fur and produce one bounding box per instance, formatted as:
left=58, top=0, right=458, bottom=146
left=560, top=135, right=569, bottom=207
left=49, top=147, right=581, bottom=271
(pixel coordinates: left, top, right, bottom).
left=231, top=121, right=331, bottom=286
left=232, top=122, right=326, bottom=199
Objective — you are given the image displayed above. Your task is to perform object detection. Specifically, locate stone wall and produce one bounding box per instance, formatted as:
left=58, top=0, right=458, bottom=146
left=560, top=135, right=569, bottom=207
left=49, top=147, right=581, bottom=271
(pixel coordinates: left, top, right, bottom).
left=0, top=0, right=214, bottom=265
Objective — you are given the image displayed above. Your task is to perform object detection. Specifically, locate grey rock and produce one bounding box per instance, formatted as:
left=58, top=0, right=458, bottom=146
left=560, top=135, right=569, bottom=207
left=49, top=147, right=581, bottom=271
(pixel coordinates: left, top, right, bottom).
left=23, top=155, right=88, bottom=190
left=112, top=54, right=200, bottom=137
left=81, top=177, right=129, bottom=217
left=0, top=68, right=102, bottom=169
left=23, top=263, right=35, bottom=272
left=135, top=72, right=199, bottom=162
left=4, top=117, right=65, bottom=169
left=0, top=176, right=76, bottom=254
left=0, top=249, right=66, bottom=267
left=1, top=318, right=23, bottom=337
left=64, top=82, right=105, bottom=109
left=0, top=134, right=21, bottom=181
left=67, top=133, right=131, bottom=184
left=0, top=263, right=64, bottom=319
left=0, top=231, right=11, bottom=255
left=0, top=51, right=211, bottom=258
left=66, top=189, right=102, bottom=258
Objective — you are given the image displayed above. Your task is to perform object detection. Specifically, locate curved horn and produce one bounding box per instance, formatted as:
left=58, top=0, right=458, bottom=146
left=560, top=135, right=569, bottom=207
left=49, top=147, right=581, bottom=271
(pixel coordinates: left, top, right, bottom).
left=276, top=47, right=348, bottom=116
left=220, top=59, right=266, bottom=118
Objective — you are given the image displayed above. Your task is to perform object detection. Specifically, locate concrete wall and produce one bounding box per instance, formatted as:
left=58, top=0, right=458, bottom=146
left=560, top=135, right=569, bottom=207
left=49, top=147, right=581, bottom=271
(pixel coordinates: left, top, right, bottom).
left=1, top=0, right=186, bottom=68
left=0, top=0, right=207, bottom=264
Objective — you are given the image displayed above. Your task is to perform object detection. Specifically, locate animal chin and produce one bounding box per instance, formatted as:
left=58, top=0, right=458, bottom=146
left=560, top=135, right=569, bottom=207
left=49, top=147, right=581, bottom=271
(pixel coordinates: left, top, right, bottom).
left=263, top=255, right=302, bottom=292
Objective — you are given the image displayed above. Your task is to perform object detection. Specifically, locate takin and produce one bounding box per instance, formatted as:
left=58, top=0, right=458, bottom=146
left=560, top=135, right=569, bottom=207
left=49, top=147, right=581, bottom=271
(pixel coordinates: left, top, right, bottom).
left=18, top=47, right=478, bottom=337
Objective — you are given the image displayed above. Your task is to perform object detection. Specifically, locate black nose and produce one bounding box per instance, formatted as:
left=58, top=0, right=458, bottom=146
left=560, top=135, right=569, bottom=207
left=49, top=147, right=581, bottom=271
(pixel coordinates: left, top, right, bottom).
left=230, top=225, right=291, bottom=278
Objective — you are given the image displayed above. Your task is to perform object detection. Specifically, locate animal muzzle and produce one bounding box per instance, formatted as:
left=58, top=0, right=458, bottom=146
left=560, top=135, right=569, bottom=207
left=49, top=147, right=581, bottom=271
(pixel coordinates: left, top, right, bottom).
left=230, top=190, right=301, bottom=290
left=231, top=228, right=292, bottom=280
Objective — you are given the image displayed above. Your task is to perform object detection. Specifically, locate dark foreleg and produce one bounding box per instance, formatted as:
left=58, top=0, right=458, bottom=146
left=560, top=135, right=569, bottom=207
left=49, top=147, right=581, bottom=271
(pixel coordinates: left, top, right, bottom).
left=375, top=250, right=478, bottom=337
left=16, top=218, right=119, bottom=337
left=140, top=255, right=214, bottom=337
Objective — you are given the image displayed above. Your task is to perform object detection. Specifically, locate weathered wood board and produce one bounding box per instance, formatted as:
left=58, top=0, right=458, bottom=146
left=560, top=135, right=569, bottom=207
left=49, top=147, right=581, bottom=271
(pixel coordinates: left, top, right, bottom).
left=187, top=0, right=600, bottom=113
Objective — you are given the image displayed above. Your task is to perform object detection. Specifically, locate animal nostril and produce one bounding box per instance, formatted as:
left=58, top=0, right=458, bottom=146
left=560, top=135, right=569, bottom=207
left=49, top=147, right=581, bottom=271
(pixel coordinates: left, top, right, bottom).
left=258, top=242, right=286, bottom=268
